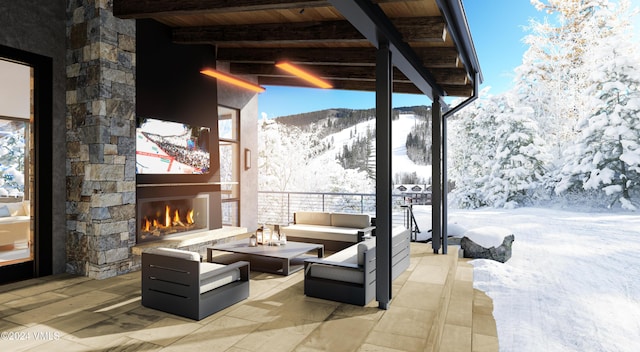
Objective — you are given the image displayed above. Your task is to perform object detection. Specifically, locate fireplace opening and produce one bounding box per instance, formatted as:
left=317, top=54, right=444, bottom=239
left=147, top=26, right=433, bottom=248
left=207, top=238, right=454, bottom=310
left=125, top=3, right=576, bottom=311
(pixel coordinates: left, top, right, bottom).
left=137, top=195, right=209, bottom=243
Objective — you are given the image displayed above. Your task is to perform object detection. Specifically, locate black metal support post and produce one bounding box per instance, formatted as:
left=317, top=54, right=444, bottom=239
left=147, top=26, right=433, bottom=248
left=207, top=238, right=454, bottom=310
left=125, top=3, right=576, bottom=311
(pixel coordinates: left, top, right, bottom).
left=375, top=37, right=393, bottom=310
left=442, top=106, right=448, bottom=254
left=431, top=99, right=442, bottom=254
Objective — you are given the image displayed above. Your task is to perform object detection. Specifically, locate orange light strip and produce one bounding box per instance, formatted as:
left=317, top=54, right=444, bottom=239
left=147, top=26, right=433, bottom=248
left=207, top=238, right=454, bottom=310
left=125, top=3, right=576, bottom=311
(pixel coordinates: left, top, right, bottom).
left=275, top=62, right=333, bottom=89
left=200, top=69, right=266, bottom=93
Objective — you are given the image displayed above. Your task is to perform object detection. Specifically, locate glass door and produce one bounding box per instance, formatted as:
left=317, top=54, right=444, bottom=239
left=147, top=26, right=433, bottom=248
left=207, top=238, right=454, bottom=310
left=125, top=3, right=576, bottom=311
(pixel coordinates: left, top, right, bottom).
left=218, top=106, right=240, bottom=226
left=0, top=58, right=34, bottom=269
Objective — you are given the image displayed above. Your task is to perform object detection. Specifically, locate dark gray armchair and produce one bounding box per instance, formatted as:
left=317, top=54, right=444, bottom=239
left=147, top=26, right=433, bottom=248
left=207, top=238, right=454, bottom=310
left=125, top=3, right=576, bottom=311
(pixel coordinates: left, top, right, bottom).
left=303, top=227, right=410, bottom=306
left=304, top=239, right=377, bottom=306
left=141, top=247, right=249, bottom=320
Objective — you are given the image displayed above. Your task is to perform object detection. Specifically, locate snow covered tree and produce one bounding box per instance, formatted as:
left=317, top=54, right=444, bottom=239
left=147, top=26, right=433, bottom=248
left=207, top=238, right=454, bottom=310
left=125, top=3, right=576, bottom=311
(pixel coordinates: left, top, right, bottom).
left=555, top=1, right=640, bottom=209
left=258, top=118, right=315, bottom=192
left=258, top=117, right=373, bottom=194
left=450, top=90, right=551, bottom=209
left=406, top=119, right=432, bottom=166
left=481, top=94, right=551, bottom=208
left=0, top=121, right=26, bottom=197
left=449, top=88, right=500, bottom=208
left=515, top=0, right=614, bottom=159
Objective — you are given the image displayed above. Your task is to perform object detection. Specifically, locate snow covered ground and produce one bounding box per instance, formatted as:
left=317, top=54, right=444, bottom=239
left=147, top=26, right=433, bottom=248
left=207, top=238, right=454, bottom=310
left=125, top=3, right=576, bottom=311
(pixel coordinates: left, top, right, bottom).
left=269, top=109, right=640, bottom=350
left=413, top=206, right=640, bottom=352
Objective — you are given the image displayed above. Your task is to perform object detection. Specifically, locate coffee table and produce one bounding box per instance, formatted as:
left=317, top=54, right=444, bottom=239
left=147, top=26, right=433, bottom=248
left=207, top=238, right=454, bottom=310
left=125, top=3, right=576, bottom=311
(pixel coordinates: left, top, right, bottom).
left=207, top=240, right=324, bottom=276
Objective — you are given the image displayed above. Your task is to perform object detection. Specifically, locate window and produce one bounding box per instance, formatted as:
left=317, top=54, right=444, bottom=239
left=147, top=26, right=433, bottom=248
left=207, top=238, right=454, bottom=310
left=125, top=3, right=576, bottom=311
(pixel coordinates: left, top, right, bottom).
left=218, top=106, right=240, bottom=226
left=0, top=58, right=34, bottom=267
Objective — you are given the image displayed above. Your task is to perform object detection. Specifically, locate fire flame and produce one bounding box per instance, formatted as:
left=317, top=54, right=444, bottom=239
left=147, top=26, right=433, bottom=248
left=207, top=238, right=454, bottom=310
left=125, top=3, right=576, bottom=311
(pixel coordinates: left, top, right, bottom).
left=141, top=204, right=196, bottom=232
left=164, top=205, right=171, bottom=227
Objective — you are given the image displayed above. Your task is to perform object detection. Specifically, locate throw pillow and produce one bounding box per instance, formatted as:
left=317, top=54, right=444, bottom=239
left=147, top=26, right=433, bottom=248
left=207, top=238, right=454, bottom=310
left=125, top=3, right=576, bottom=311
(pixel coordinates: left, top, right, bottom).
left=0, top=205, right=10, bottom=217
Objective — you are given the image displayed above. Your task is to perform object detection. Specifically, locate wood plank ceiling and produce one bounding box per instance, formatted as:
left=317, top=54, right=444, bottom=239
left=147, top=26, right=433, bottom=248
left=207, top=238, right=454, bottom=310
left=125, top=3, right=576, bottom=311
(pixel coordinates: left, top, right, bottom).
left=114, top=0, right=475, bottom=97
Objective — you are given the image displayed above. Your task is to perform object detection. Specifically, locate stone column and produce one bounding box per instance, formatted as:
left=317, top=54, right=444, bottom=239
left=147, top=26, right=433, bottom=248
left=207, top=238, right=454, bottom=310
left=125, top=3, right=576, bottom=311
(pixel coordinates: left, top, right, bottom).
left=65, top=0, right=136, bottom=279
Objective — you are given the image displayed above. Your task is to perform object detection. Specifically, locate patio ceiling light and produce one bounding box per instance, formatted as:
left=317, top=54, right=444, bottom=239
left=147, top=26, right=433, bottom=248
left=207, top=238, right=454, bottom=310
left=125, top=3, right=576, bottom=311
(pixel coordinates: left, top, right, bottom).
left=200, top=69, right=266, bottom=93
left=275, top=62, right=333, bottom=89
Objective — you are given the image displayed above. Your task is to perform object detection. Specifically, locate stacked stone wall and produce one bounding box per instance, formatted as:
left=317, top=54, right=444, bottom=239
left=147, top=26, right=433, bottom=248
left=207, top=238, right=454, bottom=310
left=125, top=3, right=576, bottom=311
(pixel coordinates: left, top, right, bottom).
left=65, top=0, right=136, bottom=279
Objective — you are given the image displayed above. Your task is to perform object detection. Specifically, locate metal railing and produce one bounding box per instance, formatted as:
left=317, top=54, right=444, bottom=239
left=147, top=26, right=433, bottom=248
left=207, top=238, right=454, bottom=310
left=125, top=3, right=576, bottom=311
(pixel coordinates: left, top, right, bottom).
left=257, top=191, right=420, bottom=226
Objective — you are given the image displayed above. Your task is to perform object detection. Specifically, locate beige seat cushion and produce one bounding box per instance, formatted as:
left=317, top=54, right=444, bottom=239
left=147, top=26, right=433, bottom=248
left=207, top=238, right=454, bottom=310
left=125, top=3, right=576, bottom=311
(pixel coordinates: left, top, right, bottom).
left=357, top=238, right=376, bottom=265
left=146, top=247, right=200, bottom=261
left=0, top=216, right=30, bottom=246
left=199, top=262, right=241, bottom=294
left=308, top=238, right=376, bottom=284
left=2, top=202, right=27, bottom=216
left=295, top=212, right=332, bottom=226
left=331, top=213, right=370, bottom=228
left=282, top=224, right=360, bottom=242
left=325, top=243, right=358, bottom=264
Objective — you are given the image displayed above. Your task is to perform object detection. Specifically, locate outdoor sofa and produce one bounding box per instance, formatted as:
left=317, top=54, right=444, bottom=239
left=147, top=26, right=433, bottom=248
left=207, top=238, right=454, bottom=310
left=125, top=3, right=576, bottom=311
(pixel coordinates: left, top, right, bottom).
left=141, top=247, right=249, bottom=320
left=0, top=200, right=30, bottom=252
left=303, top=226, right=411, bottom=306
left=282, top=211, right=375, bottom=251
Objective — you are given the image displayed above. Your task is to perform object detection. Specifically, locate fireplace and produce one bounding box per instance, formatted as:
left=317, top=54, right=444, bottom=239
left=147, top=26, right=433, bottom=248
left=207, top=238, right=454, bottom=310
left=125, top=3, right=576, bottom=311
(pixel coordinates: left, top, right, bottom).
left=137, top=195, right=209, bottom=243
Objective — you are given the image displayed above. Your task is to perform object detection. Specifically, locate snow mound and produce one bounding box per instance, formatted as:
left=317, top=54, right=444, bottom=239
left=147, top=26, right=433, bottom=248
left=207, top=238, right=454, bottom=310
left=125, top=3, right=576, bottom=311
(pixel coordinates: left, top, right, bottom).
left=463, top=226, right=512, bottom=248
left=447, top=223, right=468, bottom=238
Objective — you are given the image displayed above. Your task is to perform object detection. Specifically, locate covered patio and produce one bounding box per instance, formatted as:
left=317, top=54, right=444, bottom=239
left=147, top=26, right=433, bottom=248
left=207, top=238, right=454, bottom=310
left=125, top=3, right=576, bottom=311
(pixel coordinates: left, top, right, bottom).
left=114, top=0, right=482, bottom=309
left=1, top=4, right=492, bottom=349
left=0, top=242, right=497, bottom=351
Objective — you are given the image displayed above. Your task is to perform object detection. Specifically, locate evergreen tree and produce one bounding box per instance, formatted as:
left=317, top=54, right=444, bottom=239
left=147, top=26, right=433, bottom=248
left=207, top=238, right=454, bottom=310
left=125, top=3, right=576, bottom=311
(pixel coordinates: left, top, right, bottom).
left=482, top=93, right=551, bottom=208
left=0, top=121, right=26, bottom=197
left=405, top=120, right=432, bottom=165
left=258, top=119, right=309, bottom=192
left=515, top=0, right=613, bottom=161
left=367, top=137, right=376, bottom=181
left=448, top=88, right=500, bottom=208
left=555, top=1, right=640, bottom=209
left=258, top=118, right=373, bottom=194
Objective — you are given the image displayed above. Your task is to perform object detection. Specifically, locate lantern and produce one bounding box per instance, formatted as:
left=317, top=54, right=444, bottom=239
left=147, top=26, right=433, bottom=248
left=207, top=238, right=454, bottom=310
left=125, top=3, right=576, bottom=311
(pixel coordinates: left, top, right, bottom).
left=263, top=226, right=272, bottom=245
left=256, top=226, right=264, bottom=245
left=274, top=224, right=281, bottom=242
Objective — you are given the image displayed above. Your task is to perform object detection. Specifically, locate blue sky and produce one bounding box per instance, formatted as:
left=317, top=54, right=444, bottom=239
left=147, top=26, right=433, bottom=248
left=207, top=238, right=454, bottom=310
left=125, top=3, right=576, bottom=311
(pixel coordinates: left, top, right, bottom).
left=257, top=0, right=637, bottom=119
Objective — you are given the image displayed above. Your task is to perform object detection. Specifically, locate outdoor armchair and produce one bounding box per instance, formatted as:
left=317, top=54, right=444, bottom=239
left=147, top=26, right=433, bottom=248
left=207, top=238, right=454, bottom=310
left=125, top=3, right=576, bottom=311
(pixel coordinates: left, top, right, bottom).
left=141, top=247, right=249, bottom=320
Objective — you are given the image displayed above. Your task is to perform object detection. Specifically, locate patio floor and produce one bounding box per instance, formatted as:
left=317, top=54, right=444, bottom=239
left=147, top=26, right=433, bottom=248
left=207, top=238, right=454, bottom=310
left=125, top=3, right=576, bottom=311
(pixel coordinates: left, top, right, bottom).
left=0, top=243, right=497, bottom=352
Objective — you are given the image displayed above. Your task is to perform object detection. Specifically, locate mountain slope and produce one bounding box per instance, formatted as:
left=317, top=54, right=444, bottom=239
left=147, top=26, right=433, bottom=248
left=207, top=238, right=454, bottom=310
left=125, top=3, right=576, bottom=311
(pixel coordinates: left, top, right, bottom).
left=317, top=113, right=432, bottom=183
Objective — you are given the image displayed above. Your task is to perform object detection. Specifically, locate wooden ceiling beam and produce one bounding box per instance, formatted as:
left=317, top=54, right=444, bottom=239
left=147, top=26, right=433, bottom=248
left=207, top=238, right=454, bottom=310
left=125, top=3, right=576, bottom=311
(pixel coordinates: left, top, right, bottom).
left=394, top=17, right=446, bottom=43
left=219, top=47, right=377, bottom=66
left=231, top=62, right=381, bottom=80
left=216, top=47, right=460, bottom=68
left=257, top=77, right=472, bottom=96
left=257, top=76, right=424, bottom=94
left=229, top=63, right=468, bottom=85
left=113, top=0, right=422, bottom=19
left=114, top=0, right=329, bottom=19
left=441, top=84, right=473, bottom=97
left=404, top=48, right=460, bottom=68
left=173, top=20, right=366, bottom=46
left=172, top=17, right=445, bottom=46
left=111, top=0, right=474, bottom=97
left=434, top=69, right=469, bottom=85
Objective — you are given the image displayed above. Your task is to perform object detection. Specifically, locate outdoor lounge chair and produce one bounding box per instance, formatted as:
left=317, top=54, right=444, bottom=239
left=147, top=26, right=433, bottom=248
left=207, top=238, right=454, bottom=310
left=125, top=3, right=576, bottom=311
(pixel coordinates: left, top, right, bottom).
left=141, top=247, right=249, bottom=320
left=303, top=226, right=411, bottom=306
left=303, top=238, right=377, bottom=306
